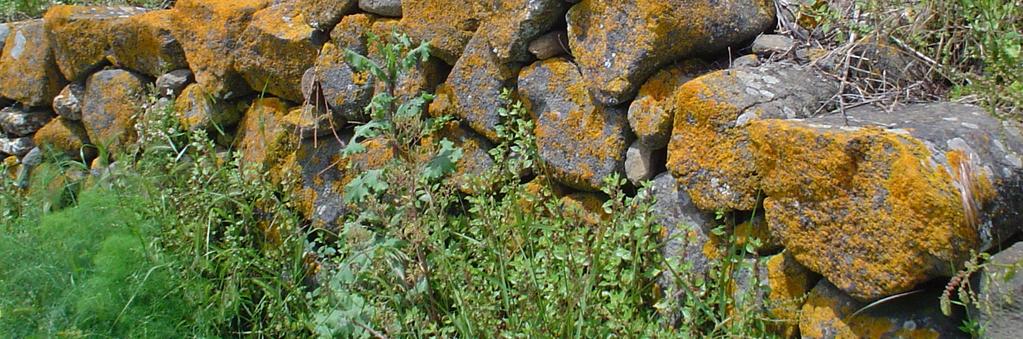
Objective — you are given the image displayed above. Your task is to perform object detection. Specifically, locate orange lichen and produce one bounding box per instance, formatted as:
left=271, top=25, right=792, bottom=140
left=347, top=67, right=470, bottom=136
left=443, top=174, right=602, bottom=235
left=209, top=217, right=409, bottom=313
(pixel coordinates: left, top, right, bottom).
left=0, top=20, right=66, bottom=107
left=234, top=3, right=319, bottom=102
left=43, top=5, right=144, bottom=81
left=173, top=0, right=270, bottom=96
left=398, top=0, right=490, bottom=64
left=749, top=119, right=975, bottom=301
left=81, top=70, right=146, bottom=156
left=800, top=284, right=943, bottom=339
left=560, top=192, right=609, bottom=226
left=629, top=59, right=711, bottom=146
left=33, top=117, right=93, bottom=160
left=109, top=9, right=186, bottom=77
left=762, top=253, right=817, bottom=338
left=234, top=97, right=294, bottom=173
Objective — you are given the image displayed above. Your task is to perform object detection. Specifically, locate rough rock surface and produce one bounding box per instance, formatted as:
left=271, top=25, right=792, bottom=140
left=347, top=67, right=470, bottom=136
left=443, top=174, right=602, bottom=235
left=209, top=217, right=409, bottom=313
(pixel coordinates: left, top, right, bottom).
left=799, top=280, right=965, bottom=338
left=43, top=5, right=147, bottom=81
left=749, top=103, right=1023, bottom=301
left=81, top=69, right=148, bottom=154
left=0, top=106, right=54, bottom=137
left=282, top=135, right=349, bottom=231
left=0, top=20, right=66, bottom=107
left=751, top=34, right=796, bottom=56
left=399, top=0, right=489, bottom=64
left=235, top=97, right=294, bottom=173
left=977, top=241, right=1023, bottom=338
left=234, top=3, right=323, bottom=102
left=298, top=0, right=357, bottom=30
left=431, top=33, right=518, bottom=141
left=628, top=59, right=712, bottom=149
left=528, top=30, right=569, bottom=60
left=173, top=0, right=269, bottom=99
left=731, top=252, right=819, bottom=338
left=53, top=83, right=84, bottom=120
left=624, top=142, right=661, bottom=185
left=174, top=84, right=246, bottom=132
left=481, top=0, right=566, bottom=63
left=155, top=69, right=193, bottom=97
left=425, top=121, right=495, bottom=194
left=566, top=0, right=776, bottom=105
left=519, top=58, right=631, bottom=191
left=313, top=42, right=376, bottom=122
left=32, top=117, right=95, bottom=160
left=0, top=23, right=9, bottom=52
left=666, top=64, right=837, bottom=211
left=109, top=9, right=188, bottom=77
left=359, top=0, right=402, bottom=17
left=0, top=137, right=33, bottom=157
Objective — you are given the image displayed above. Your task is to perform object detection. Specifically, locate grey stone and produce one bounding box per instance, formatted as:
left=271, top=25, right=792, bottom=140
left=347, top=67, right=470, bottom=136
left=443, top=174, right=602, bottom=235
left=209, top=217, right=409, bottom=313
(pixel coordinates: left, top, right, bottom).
left=298, top=0, right=358, bottom=30
left=0, top=137, right=34, bottom=157
left=0, top=20, right=67, bottom=107
left=155, top=69, right=193, bottom=97
left=519, top=58, right=631, bottom=191
left=624, top=142, right=659, bottom=185
left=52, top=83, right=84, bottom=120
left=0, top=106, right=54, bottom=137
left=0, top=23, right=9, bottom=54
left=313, top=43, right=376, bottom=122
left=528, top=30, right=570, bottom=60
left=292, top=135, right=349, bottom=231
left=482, top=0, right=568, bottom=63
left=799, top=279, right=965, bottom=338
left=567, top=0, right=776, bottom=105
left=359, top=0, right=402, bottom=17
left=751, top=34, right=796, bottom=56
left=732, top=54, right=760, bottom=67
left=628, top=59, right=713, bottom=149
left=977, top=241, right=1023, bottom=338
left=431, top=33, right=519, bottom=142
left=173, top=83, right=244, bottom=132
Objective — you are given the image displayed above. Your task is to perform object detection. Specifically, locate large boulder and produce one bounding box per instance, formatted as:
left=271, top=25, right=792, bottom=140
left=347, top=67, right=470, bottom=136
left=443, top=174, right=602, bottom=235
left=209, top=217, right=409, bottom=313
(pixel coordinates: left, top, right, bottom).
left=399, top=0, right=490, bottom=64
left=0, top=20, right=66, bottom=107
left=666, top=64, right=836, bottom=211
left=280, top=135, right=349, bottom=231
left=430, top=33, right=519, bottom=142
left=81, top=69, right=149, bottom=155
left=234, top=3, right=323, bottom=102
left=313, top=42, right=376, bottom=122
left=174, top=84, right=246, bottom=132
left=0, top=137, right=33, bottom=157
left=43, top=5, right=147, bottom=81
left=0, top=106, right=54, bottom=137
left=235, top=97, right=295, bottom=172
left=480, top=0, right=566, bottom=63
left=749, top=103, right=1023, bottom=301
left=628, top=59, right=712, bottom=150
left=109, top=9, right=188, bottom=78
left=976, top=241, right=1023, bottom=338
left=298, top=0, right=357, bottom=30
left=519, top=58, right=631, bottom=191
left=566, top=0, right=776, bottom=105
left=173, top=0, right=270, bottom=99
left=799, top=279, right=965, bottom=338
left=32, top=117, right=95, bottom=161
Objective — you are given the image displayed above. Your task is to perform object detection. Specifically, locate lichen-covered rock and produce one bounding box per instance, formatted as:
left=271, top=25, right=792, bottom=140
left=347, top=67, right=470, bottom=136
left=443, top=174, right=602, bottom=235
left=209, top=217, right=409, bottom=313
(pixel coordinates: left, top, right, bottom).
left=32, top=117, right=95, bottom=161
left=174, top=84, right=246, bottom=132
left=53, top=83, right=84, bottom=120
left=43, top=5, right=147, bottom=81
left=799, top=279, right=965, bottom=338
left=653, top=172, right=717, bottom=278
left=748, top=103, right=1023, bottom=301
left=731, top=253, right=819, bottom=338
left=560, top=192, right=609, bottom=226
left=430, top=33, right=518, bottom=141
left=81, top=69, right=148, bottom=155
left=566, top=0, right=776, bottom=105
left=359, top=0, right=402, bottom=17
left=519, top=58, right=631, bottom=191
left=0, top=106, right=54, bottom=137
left=628, top=59, right=712, bottom=149
left=481, top=0, right=566, bottom=63
left=173, top=0, right=270, bottom=98
left=751, top=34, right=796, bottom=56
left=234, top=3, right=323, bottom=102
left=977, top=241, right=1023, bottom=338
left=0, top=137, right=33, bottom=157
left=0, top=23, right=9, bottom=52
left=280, top=135, right=349, bottom=231
left=313, top=42, right=376, bottom=122
left=235, top=97, right=294, bottom=172
left=423, top=120, right=495, bottom=194
left=528, top=30, right=569, bottom=60
left=666, top=64, right=836, bottom=211
left=399, top=0, right=490, bottom=64
left=155, top=69, right=193, bottom=97
left=298, top=0, right=357, bottom=30
left=109, top=9, right=188, bottom=77
left=0, top=20, right=66, bottom=107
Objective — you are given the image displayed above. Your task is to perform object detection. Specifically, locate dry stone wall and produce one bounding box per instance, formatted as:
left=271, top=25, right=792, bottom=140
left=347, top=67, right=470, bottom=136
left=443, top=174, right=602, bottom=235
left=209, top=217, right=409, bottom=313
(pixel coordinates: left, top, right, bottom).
left=1, top=1, right=1021, bottom=336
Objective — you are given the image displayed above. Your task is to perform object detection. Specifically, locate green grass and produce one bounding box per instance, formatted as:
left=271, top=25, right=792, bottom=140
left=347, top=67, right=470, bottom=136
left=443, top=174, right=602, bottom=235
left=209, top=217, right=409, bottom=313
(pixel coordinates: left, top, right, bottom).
left=0, top=0, right=168, bottom=20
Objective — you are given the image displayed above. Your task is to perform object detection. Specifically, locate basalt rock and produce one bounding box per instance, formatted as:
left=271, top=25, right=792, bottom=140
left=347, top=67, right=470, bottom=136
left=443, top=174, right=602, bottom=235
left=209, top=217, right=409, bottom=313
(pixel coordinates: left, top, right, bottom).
left=234, top=3, right=323, bottom=102
left=977, top=241, right=1023, bottom=338
left=235, top=97, right=295, bottom=172
left=174, top=84, right=246, bottom=132
left=359, top=0, right=402, bottom=17
left=81, top=69, right=148, bottom=155
left=566, top=0, right=776, bottom=105
left=399, top=0, right=490, bottom=64
left=430, top=33, right=519, bottom=142
left=528, top=30, right=569, bottom=60
left=43, top=5, right=147, bottom=81
left=799, top=280, right=965, bottom=338
left=519, top=58, right=631, bottom=191
left=749, top=103, right=1023, bottom=301
left=155, top=69, right=193, bottom=97
left=280, top=134, right=349, bottom=231
left=298, top=0, right=357, bottom=30
left=53, top=83, right=84, bottom=120
left=731, top=252, right=819, bottom=338
left=0, top=136, right=33, bottom=157
left=481, top=0, right=567, bottom=63
left=0, top=20, right=66, bottom=107
left=628, top=59, right=712, bottom=150
left=109, top=9, right=188, bottom=78
left=32, top=117, right=95, bottom=161
left=666, top=64, right=837, bottom=211
left=0, top=106, right=54, bottom=137
left=313, top=42, right=376, bottom=122
left=173, top=0, right=270, bottom=99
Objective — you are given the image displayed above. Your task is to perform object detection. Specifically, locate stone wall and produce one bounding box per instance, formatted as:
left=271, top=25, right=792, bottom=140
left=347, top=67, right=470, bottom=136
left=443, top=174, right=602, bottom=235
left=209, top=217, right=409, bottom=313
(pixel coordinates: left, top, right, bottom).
left=2, top=1, right=1022, bottom=336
